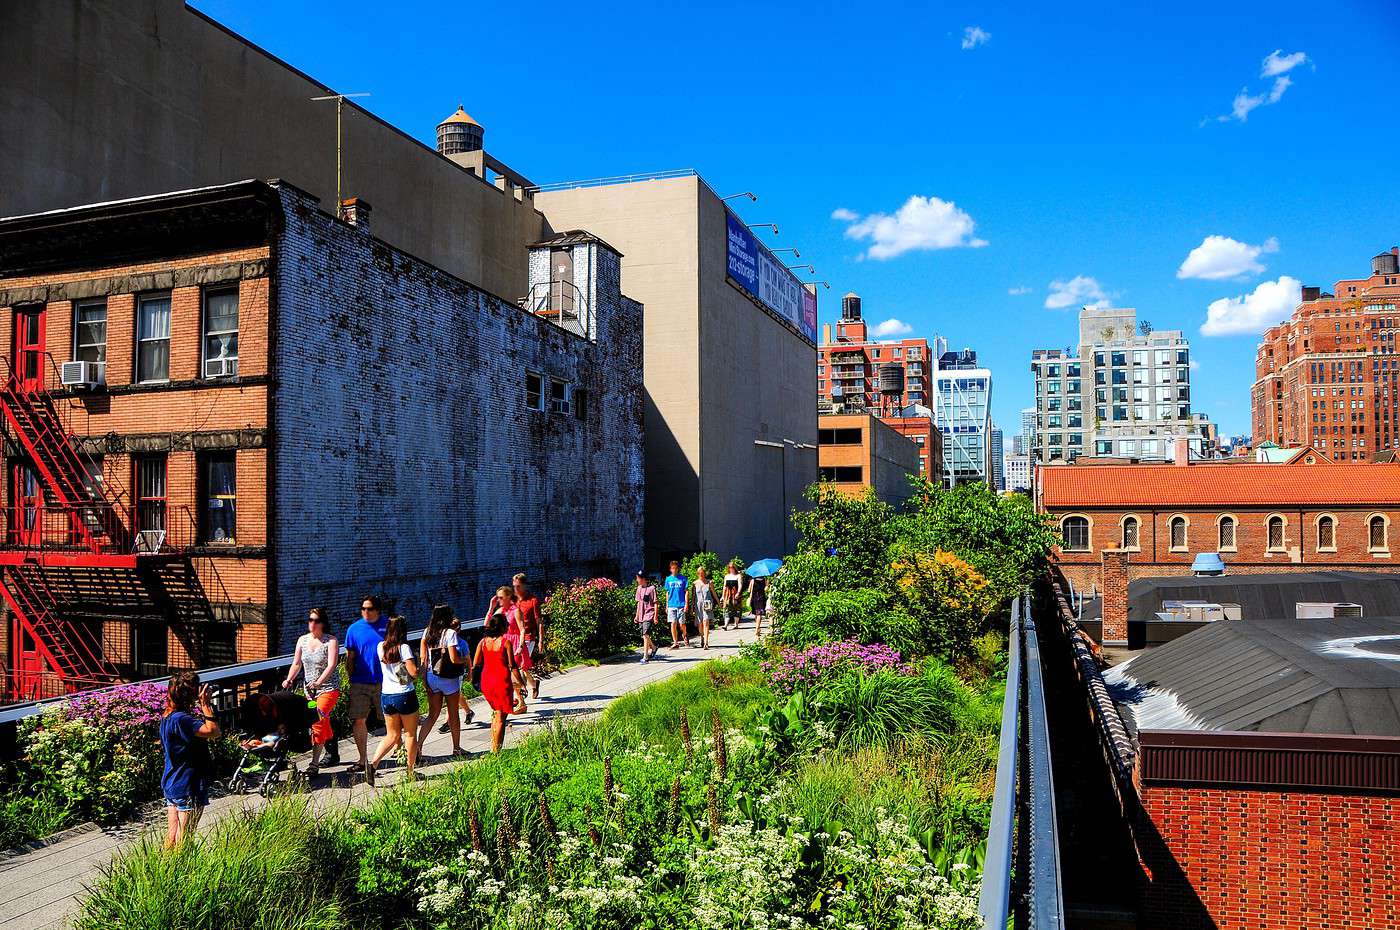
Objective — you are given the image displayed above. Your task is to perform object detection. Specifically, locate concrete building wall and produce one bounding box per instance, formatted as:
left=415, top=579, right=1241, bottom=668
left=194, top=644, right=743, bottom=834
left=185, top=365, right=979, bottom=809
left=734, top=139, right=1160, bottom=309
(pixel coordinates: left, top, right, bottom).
left=817, top=414, right=918, bottom=506
left=0, top=0, right=545, bottom=300
left=271, top=185, right=644, bottom=650
left=536, top=176, right=816, bottom=565
left=870, top=418, right=919, bottom=506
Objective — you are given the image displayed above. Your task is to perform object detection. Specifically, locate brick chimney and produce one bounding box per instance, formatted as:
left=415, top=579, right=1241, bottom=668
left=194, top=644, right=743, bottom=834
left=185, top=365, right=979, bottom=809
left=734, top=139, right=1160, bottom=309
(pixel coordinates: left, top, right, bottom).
left=1101, top=549, right=1129, bottom=644
left=1173, top=436, right=1190, bottom=466
left=338, top=197, right=371, bottom=231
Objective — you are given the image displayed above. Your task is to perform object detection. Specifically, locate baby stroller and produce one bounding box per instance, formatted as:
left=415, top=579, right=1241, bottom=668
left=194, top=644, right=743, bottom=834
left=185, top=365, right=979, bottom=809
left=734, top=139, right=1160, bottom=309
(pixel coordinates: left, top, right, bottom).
left=222, top=691, right=316, bottom=797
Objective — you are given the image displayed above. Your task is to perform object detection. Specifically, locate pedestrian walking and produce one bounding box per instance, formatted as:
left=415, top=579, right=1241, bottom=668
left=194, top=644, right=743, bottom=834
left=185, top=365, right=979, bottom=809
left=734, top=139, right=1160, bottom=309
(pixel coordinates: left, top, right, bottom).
left=512, top=573, right=542, bottom=701
left=664, top=560, right=690, bottom=647
left=281, top=607, right=340, bottom=775
left=487, top=586, right=529, bottom=714
left=634, top=569, right=658, bottom=663
left=415, top=604, right=470, bottom=760
left=473, top=607, right=518, bottom=753
left=721, top=561, right=743, bottom=631
left=160, top=672, right=220, bottom=849
left=691, top=566, right=716, bottom=649
left=746, top=575, right=770, bottom=637
left=367, top=614, right=420, bottom=786
left=342, top=595, right=389, bottom=776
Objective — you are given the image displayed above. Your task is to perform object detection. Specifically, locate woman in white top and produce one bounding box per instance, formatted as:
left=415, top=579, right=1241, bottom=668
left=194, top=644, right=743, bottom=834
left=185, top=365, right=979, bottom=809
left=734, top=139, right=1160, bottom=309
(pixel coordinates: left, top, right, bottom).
left=280, top=607, right=340, bottom=775
left=367, top=614, right=419, bottom=786
left=415, top=604, right=469, bottom=760
left=691, top=566, right=716, bottom=649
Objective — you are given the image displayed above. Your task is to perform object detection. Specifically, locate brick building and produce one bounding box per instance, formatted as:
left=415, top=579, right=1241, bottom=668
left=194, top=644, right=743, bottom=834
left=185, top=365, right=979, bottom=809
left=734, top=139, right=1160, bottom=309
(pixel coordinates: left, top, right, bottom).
left=816, top=413, right=921, bottom=506
left=1039, top=451, right=1400, bottom=596
left=0, top=180, right=643, bottom=700
left=1252, top=246, right=1400, bottom=460
left=817, top=294, right=932, bottom=414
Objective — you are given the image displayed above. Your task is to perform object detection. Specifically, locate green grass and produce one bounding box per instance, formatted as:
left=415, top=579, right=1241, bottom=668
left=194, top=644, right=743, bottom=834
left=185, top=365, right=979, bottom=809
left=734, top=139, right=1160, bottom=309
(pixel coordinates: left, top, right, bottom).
left=601, top=657, right=773, bottom=750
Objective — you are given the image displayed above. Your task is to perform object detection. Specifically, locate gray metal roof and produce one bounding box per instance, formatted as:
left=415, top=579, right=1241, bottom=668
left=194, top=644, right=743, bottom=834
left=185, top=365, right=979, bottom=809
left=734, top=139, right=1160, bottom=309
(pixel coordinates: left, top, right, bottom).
left=1126, top=570, right=1400, bottom=622
left=1105, top=614, right=1400, bottom=736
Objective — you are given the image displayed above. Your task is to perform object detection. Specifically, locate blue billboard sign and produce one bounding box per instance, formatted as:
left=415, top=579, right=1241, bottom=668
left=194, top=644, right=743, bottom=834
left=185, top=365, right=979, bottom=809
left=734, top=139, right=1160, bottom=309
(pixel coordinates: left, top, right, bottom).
left=724, top=211, right=817, bottom=345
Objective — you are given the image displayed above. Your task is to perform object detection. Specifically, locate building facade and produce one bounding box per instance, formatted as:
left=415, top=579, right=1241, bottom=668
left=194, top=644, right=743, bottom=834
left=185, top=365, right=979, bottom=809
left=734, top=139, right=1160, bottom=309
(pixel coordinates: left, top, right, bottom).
left=0, top=180, right=644, bottom=700
left=1252, top=247, right=1400, bottom=461
left=881, top=414, right=943, bottom=482
left=934, top=349, right=993, bottom=487
left=535, top=174, right=817, bottom=565
left=1039, top=456, right=1400, bottom=594
left=816, top=414, right=920, bottom=506
left=817, top=294, right=932, bottom=415
left=990, top=425, right=1005, bottom=490
left=1031, top=307, right=1204, bottom=463
left=1005, top=454, right=1032, bottom=493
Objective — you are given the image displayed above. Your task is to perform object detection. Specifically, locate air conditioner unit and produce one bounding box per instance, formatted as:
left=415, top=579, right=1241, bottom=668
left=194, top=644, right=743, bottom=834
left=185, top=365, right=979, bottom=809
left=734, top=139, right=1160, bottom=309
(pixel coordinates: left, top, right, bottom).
left=60, top=360, right=105, bottom=388
left=204, top=357, right=238, bottom=379
left=1296, top=602, right=1363, bottom=619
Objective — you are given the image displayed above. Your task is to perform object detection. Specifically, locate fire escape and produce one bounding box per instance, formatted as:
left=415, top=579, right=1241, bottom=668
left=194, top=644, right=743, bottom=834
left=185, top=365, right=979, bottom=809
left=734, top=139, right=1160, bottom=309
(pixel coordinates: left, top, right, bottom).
left=0, top=352, right=228, bottom=702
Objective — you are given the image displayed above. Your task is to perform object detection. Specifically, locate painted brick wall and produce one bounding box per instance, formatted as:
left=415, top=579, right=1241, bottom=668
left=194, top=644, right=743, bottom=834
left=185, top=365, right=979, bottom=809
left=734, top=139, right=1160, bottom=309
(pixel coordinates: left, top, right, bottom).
left=270, top=185, right=644, bottom=650
left=1139, top=785, right=1400, bottom=930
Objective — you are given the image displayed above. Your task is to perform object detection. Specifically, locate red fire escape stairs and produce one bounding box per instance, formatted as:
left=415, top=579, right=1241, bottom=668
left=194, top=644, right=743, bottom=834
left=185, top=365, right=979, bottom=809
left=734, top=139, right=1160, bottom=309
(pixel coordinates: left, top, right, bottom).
left=0, top=365, right=224, bottom=699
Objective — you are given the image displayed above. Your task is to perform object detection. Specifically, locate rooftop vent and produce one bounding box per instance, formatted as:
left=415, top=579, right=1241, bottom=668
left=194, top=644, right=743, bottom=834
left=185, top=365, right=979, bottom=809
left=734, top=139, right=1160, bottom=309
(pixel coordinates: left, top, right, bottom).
left=1296, top=602, right=1363, bottom=620
left=1191, top=552, right=1226, bottom=576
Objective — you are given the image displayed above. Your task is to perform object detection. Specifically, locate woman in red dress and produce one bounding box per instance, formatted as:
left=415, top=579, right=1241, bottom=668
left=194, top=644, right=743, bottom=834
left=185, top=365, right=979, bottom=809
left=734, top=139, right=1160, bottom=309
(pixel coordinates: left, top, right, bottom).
left=487, top=586, right=529, bottom=714
left=473, top=605, right=518, bottom=753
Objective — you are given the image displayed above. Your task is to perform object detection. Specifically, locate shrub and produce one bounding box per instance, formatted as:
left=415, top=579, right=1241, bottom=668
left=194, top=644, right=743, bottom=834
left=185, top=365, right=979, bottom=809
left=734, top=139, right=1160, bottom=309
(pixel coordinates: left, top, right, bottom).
left=678, top=551, right=722, bottom=586
left=890, top=548, right=999, bottom=662
left=762, top=640, right=913, bottom=696
left=541, top=577, right=636, bottom=665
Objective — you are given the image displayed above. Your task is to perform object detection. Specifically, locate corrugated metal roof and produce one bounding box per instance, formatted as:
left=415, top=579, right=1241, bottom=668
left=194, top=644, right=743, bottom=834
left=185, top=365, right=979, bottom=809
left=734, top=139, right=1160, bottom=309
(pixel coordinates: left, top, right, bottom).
left=1041, top=462, right=1400, bottom=508
left=1106, top=615, right=1400, bottom=736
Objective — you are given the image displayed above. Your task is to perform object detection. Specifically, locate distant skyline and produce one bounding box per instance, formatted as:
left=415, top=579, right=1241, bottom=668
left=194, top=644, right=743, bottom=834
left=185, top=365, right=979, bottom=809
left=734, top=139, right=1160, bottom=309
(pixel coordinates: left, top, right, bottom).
left=191, top=0, right=1400, bottom=436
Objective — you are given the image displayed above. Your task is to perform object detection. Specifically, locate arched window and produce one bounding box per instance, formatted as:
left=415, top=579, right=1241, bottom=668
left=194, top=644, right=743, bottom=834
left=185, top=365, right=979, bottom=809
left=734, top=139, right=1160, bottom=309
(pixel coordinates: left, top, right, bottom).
left=1061, top=516, right=1090, bottom=552
left=1218, top=516, right=1237, bottom=551
left=1317, top=515, right=1336, bottom=551
left=1122, top=516, right=1139, bottom=550
left=1169, top=516, right=1187, bottom=550
left=1370, top=515, right=1388, bottom=551
left=1268, top=516, right=1285, bottom=551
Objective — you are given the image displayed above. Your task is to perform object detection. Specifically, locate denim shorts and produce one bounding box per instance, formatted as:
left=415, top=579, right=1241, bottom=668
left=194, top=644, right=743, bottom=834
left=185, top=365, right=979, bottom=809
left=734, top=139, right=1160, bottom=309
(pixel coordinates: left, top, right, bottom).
left=667, top=607, right=687, bottom=624
left=380, top=690, right=418, bottom=716
left=425, top=670, right=462, bottom=696
left=165, top=790, right=208, bottom=812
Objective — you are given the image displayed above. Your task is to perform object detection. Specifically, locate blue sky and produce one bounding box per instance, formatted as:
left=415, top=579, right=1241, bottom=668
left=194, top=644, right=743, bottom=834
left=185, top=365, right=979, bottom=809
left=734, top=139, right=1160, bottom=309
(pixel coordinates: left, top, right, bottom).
left=194, top=0, right=1400, bottom=439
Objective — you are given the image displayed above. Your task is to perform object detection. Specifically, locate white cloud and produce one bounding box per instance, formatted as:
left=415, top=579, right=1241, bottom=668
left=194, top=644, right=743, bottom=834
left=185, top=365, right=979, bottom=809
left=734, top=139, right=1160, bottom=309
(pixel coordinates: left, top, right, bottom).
left=1261, top=49, right=1307, bottom=78
left=872, top=318, right=914, bottom=337
left=1200, top=276, right=1302, bottom=336
left=1211, top=50, right=1307, bottom=123
left=1177, top=235, right=1279, bottom=280
left=834, top=195, right=987, bottom=260
left=1008, top=285, right=1032, bottom=296
left=961, top=26, right=991, bottom=50
left=1189, top=358, right=1201, bottom=371
left=1044, top=275, right=1108, bottom=310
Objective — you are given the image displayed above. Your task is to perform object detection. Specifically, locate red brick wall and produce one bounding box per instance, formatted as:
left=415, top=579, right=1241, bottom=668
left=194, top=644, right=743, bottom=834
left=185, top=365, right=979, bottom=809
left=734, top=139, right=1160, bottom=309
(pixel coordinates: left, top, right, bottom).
left=1140, top=785, right=1400, bottom=930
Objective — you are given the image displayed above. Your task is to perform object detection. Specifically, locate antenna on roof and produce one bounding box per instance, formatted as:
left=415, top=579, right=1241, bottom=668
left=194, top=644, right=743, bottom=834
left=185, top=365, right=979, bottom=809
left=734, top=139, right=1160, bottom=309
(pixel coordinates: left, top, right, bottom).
left=310, top=92, right=372, bottom=211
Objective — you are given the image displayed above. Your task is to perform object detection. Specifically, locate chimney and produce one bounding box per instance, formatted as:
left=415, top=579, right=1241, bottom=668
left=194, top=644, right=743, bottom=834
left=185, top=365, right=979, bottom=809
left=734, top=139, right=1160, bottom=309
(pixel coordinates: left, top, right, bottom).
left=338, top=197, right=371, bottom=231
left=1301, top=285, right=1320, bottom=302
left=822, top=323, right=831, bottom=345
left=1100, top=549, right=1129, bottom=644
left=1173, top=436, right=1190, bottom=466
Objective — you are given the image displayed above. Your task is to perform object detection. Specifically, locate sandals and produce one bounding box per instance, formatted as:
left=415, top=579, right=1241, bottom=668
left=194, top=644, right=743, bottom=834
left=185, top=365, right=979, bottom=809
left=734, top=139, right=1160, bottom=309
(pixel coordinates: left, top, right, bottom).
left=364, top=763, right=377, bottom=787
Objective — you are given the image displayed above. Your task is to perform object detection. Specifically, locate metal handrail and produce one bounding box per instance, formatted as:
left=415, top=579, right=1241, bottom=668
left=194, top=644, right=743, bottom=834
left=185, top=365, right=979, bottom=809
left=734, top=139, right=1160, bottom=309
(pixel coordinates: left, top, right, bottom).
left=978, top=592, right=1065, bottom=929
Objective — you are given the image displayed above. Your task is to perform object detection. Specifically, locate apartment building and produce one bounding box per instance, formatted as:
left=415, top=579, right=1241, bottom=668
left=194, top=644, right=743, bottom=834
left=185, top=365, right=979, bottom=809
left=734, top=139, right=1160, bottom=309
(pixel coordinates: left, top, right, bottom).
left=934, top=349, right=994, bottom=487
left=1252, top=248, right=1400, bottom=461
left=817, top=294, right=932, bottom=414
left=1031, top=307, right=1204, bottom=463
left=0, top=180, right=644, bottom=701
left=816, top=414, right=920, bottom=506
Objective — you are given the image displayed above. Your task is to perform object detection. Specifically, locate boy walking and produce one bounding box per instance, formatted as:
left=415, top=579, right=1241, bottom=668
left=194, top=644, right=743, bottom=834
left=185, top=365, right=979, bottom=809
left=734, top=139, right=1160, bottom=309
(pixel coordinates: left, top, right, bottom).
left=664, top=561, right=690, bottom=648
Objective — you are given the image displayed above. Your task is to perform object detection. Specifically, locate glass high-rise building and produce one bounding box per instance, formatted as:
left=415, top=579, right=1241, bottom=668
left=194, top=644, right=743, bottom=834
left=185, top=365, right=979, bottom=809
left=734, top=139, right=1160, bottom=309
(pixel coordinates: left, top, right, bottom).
left=934, top=348, right=993, bottom=487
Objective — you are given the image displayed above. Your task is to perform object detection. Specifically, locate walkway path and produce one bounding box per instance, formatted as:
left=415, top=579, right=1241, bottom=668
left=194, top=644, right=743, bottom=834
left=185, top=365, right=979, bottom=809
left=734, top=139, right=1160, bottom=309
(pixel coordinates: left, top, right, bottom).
left=0, top=626, right=751, bottom=930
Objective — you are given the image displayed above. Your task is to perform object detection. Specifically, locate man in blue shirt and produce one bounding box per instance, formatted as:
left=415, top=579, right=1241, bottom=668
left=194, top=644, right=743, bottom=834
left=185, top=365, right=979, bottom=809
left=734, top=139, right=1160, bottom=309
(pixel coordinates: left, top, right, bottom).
left=664, top=561, right=691, bottom=648
left=342, top=594, right=389, bottom=776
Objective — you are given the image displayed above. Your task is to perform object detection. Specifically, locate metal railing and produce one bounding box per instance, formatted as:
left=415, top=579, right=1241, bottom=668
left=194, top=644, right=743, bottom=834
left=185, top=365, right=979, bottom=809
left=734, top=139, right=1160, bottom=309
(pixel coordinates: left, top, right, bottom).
left=525, top=167, right=700, bottom=194
left=979, top=593, right=1065, bottom=929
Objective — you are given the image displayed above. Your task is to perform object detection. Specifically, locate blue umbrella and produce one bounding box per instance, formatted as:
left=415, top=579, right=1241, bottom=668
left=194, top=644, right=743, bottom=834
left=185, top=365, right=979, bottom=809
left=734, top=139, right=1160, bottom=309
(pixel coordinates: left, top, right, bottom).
left=745, top=558, right=783, bottom=578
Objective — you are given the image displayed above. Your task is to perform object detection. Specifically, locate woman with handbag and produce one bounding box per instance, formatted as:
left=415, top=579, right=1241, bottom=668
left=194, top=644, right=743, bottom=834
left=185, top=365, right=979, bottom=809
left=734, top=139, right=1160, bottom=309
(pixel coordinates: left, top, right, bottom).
left=415, top=604, right=471, bottom=760
left=366, top=615, right=419, bottom=786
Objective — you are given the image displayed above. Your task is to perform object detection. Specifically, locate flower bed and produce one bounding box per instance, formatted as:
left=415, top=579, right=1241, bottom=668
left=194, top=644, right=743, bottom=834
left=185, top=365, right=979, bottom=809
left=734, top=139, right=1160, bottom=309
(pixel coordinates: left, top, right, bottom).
left=762, top=639, right=914, bottom=696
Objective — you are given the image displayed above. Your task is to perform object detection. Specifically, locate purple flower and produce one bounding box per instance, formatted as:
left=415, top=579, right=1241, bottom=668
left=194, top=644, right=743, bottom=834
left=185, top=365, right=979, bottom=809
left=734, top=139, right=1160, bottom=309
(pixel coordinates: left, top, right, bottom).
left=763, top=640, right=914, bottom=695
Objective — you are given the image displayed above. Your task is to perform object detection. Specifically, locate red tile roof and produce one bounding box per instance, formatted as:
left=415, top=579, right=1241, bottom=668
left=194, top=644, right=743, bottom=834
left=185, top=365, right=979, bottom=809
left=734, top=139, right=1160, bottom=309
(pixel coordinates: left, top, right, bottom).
left=1040, top=462, right=1400, bottom=509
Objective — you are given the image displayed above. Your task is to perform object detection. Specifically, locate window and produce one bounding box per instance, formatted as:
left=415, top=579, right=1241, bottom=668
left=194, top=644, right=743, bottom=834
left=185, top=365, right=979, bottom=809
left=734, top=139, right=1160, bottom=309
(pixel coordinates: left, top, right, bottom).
left=1122, top=516, right=1139, bottom=549
left=199, top=452, right=236, bottom=544
left=204, top=625, right=238, bottom=667
left=525, top=372, right=543, bottom=410
left=136, top=294, right=171, bottom=382
left=73, top=299, right=107, bottom=364
left=573, top=388, right=588, bottom=421
left=549, top=379, right=571, bottom=415
left=1317, top=515, right=1335, bottom=551
left=1169, top=516, right=1187, bottom=550
left=1060, top=516, right=1090, bottom=551
left=1268, top=516, right=1286, bottom=551
left=134, top=455, right=167, bottom=538
left=202, top=288, right=239, bottom=377
left=1218, top=516, right=1236, bottom=551
left=818, top=428, right=864, bottom=445
left=819, top=466, right=863, bottom=482
left=1370, top=515, right=1388, bottom=551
